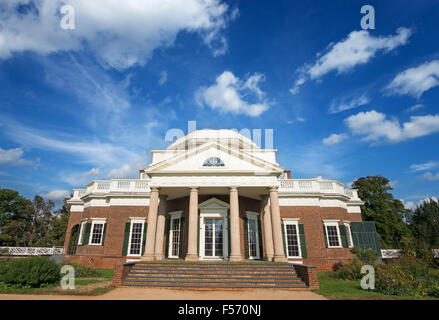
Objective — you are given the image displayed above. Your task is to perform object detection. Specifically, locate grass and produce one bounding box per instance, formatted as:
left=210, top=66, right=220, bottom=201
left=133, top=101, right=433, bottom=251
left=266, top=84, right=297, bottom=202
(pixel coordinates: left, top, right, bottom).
left=0, top=267, right=115, bottom=296
left=314, top=272, right=439, bottom=300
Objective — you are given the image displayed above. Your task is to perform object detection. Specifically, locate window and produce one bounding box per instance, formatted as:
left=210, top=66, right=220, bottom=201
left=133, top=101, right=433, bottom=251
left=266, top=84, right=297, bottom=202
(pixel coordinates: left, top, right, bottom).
left=77, top=220, right=87, bottom=245
left=246, top=214, right=260, bottom=259
left=344, top=222, right=354, bottom=248
left=128, top=220, right=145, bottom=256
left=324, top=221, right=342, bottom=248
left=89, top=219, right=106, bottom=245
left=203, top=157, right=225, bottom=167
left=283, top=220, right=301, bottom=258
left=168, top=214, right=181, bottom=258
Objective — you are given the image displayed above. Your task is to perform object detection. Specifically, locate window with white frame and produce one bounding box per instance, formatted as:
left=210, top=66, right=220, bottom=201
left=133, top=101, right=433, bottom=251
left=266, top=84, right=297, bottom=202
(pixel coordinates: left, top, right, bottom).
left=344, top=222, right=354, bottom=248
left=283, top=220, right=301, bottom=258
left=77, top=219, right=87, bottom=245
left=324, top=221, right=342, bottom=248
left=168, top=213, right=182, bottom=258
left=128, top=219, right=145, bottom=256
left=89, top=219, right=106, bottom=245
left=246, top=213, right=260, bottom=259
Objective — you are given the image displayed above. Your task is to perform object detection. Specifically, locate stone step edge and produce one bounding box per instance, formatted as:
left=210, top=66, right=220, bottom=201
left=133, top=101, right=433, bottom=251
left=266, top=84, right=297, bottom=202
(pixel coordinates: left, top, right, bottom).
left=122, top=279, right=306, bottom=284
left=125, top=277, right=305, bottom=283
left=126, top=274, right=301, bottom=279
left=121, top=283, right=309, bottom=289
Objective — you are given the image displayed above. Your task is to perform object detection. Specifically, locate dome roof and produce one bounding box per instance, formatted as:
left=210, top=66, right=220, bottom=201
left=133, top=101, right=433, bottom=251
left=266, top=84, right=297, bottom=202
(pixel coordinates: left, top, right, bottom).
left=167, top=129, right=259, bottom=150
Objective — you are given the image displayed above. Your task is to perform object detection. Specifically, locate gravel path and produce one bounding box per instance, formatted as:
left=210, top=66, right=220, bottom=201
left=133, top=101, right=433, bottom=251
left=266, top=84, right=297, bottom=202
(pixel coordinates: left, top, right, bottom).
left=0, top=287, right=327, bottom=300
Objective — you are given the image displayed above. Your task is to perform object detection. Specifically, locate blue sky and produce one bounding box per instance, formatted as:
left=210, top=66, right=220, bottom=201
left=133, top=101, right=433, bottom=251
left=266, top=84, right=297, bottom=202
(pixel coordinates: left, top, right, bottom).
left=0, top=0, right=438, bottom=209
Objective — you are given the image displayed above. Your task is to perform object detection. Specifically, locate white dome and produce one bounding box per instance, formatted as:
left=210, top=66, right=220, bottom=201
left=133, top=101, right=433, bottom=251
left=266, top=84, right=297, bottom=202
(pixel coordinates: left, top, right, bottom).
left=167, top=129, right=259, bottom=150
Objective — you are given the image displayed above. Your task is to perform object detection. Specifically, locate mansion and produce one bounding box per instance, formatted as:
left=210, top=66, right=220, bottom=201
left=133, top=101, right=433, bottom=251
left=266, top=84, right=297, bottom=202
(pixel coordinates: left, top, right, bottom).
left=64, top=130, right=380, bottom=271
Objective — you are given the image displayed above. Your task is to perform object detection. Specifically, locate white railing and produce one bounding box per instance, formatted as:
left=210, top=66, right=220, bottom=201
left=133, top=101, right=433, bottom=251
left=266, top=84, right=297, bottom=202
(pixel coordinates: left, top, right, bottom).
left=381, top=249, right=439, bottom=259
left=71, top=179, right=151, bottom=200
left=278, top=179, right=359, bottom=200
left=0, top=247, right=64, bottom=256
left=381, top=249, right=402, bottom=259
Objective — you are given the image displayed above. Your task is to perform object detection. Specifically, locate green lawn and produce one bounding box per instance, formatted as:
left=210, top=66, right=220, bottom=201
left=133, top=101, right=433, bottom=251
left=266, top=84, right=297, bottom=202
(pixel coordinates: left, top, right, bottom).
left=314, top=272, right=438, bottom=300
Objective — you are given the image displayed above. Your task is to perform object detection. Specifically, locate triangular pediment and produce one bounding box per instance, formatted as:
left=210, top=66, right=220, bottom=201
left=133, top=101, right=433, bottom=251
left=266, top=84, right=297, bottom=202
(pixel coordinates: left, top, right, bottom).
left=198, top=197, right=230, bottom=209
left=145, top=141, right=283, bottom=175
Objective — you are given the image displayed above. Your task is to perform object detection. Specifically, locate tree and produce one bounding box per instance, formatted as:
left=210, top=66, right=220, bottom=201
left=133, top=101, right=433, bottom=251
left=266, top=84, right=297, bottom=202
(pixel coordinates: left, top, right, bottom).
left=0, top=189, right=70, bottom=247
left=352, top=176, right=413, bottom=248
left=38, top=200, right=70, bottom=247
left=407, top=198, right=439, bottom=248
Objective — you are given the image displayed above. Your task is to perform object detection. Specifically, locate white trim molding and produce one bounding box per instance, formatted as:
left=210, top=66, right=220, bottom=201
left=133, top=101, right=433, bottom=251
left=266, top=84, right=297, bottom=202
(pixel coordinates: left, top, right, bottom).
left=283, top=220, right=302, bottom=258
left=323, top=221, right=342, bottom=248
left=127, top=219, right=146, bottom=257
left=88, top=218, right=107, bottom=246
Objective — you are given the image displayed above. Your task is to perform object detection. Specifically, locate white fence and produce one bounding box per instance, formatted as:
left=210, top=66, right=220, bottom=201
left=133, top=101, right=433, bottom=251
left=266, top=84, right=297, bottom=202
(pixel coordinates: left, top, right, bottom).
left=381, top=249, right=439, bottom=259
left=0, top=247, right=64, bottom=256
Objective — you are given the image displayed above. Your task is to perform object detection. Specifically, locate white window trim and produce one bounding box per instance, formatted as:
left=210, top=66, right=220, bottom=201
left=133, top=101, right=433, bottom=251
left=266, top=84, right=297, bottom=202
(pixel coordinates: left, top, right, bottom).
left=89, top=218, right=107, bottom=246
left=168, top=211, right=182, bottom=259
left=246, top=212, right=260, bottom=260
left=344, top=221, right=354, bottom=248
left=77, top=219, right=87, bottom=245
left=323, top=221, right=342, bottom=248
left=283, top=220, right=302, bottom=258
left=127, top=219, right=146, bottom=257
left=199, top=211, right=229, bottom=260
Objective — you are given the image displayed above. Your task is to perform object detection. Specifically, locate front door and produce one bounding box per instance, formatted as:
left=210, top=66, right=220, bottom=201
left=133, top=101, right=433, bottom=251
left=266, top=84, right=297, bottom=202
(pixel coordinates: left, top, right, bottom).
left=204, top=218, right=223, bottom=258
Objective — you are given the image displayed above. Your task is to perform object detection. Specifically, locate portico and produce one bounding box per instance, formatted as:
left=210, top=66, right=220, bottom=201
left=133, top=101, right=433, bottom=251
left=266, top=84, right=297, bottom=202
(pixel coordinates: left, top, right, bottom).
left=141, top=184, right=286, bottom=262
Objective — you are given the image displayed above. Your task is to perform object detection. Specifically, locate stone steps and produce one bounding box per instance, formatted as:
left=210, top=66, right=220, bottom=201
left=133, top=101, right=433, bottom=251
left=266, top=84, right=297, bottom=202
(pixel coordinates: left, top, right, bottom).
left=121, top=262, right=309, bottom=289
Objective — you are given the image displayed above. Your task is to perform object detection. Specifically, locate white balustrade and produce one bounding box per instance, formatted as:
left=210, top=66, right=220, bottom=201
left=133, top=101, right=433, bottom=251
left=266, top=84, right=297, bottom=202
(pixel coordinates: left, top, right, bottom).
left=278, top=179, right=359, bottom=200
left=0, top=247, right=64, bottom=256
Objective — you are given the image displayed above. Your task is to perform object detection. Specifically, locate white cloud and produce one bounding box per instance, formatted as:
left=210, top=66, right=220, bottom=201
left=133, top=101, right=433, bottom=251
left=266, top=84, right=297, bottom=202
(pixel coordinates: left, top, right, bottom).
left=290, top=27, right=412, bottom=94
left=322, top=133, right=348, bottom=145
left=329, top=94, right=370, bottom=114
left=108, top=156, right=149, bottom=179
left=386, top=60, right=439, bottom=98
left=404, top=201, right=415, bottom=210
left=62, top=167, right=102, bottom=186
left=405, top=104, right=425, bottom=113
left=1, top=118, right=137, bottom=168
left=405, top=197, right=438, bottom=210
left=40, top=190, right=70, bottom=201
left=196, top=71, right=270, bottom=117
left=0, top=147, right=31, bottom=167
left=0, top=0, right=234, bottom=69
left=421, top=171, right=439, bottom=181
left=345, top=110, right=439, bottom=144
left=159, top=71, right=168, bottom=86
left=410, top=161, right=439, bottom=172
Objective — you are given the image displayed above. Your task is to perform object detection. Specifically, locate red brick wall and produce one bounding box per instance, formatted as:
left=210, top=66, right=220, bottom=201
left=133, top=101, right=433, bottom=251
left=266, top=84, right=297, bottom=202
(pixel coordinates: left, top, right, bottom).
left=64, top=196, right=362, bottom=272
left=63, top=206, right=149, bottom=268
left=280, top=206, right=363, bottom=271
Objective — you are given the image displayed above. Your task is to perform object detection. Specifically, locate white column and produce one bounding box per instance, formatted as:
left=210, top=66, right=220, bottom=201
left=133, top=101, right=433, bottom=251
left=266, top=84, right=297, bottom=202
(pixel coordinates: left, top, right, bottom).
left=142, top=186, right=160, bottom=261
left=229, top=186, right=242, bottom=261
left=269, top=186, right=287, bottom=262
left=185, top=187, right=199, bottom=261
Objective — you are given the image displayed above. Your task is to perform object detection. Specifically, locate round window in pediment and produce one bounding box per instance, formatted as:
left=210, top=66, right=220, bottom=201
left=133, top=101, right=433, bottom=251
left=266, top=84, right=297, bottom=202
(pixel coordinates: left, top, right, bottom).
left=203, top=157, right=225, bottom=167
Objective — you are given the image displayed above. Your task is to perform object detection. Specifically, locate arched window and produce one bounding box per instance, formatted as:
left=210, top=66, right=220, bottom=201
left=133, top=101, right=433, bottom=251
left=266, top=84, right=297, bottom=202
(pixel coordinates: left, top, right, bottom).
left=203, top=157, right=225, bottom=167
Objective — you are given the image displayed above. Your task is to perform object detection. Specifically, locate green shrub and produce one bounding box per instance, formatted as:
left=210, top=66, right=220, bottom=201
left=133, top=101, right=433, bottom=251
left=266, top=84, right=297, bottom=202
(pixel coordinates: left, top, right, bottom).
left=375, top=261, right=439, bottom=297
left=0, top=257, right=61, bottom=288
left=332, top=258, right=364, bottom=280
left=351, top=247, right=380, bottom=265
left=63, top=263, right=102, bottom=278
